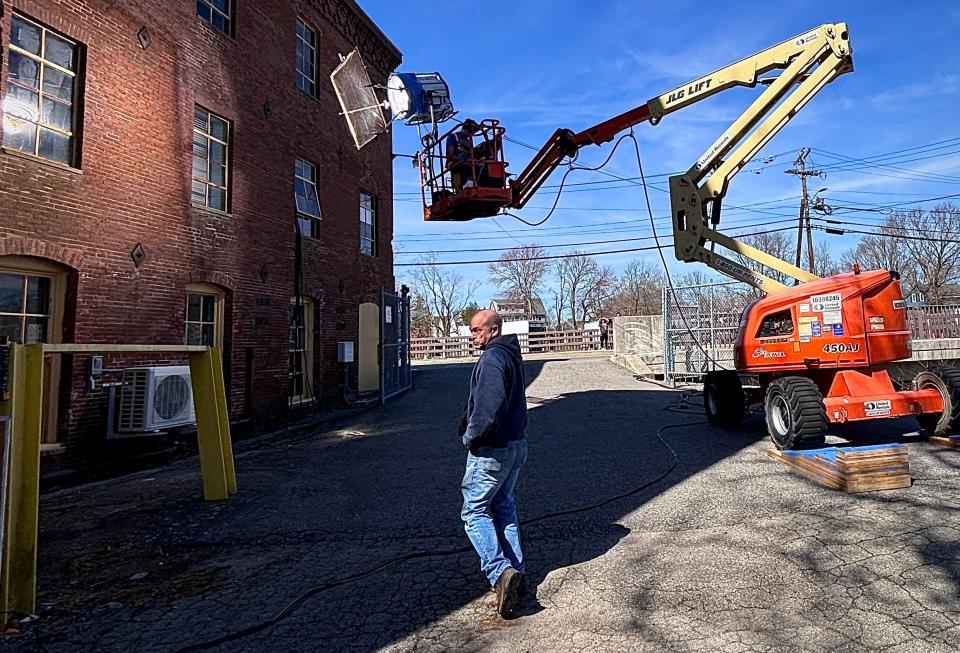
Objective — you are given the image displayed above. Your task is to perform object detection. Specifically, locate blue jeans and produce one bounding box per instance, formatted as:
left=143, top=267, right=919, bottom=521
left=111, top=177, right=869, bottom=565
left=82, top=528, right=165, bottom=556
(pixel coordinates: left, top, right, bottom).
left=460, top=439, right=528, bottom=586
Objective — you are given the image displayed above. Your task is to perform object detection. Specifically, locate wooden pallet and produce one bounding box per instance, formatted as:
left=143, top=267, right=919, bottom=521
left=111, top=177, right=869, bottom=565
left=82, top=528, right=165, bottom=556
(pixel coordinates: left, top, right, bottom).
left=525, top=395, right=558, bottom=408
left=928, top=435, right=960, bottom=449
left=767, top=444, right=911, bottom=493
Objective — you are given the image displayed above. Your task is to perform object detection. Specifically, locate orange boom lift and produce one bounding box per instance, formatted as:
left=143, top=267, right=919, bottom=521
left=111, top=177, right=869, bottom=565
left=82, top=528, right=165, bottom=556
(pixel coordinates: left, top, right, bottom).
left=416, top=23, right=960, bottom=449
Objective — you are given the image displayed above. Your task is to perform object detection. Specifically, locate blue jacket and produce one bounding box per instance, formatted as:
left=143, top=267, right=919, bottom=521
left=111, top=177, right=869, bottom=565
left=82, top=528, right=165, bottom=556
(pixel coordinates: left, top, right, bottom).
left=462, top=334, right=528, bottom=450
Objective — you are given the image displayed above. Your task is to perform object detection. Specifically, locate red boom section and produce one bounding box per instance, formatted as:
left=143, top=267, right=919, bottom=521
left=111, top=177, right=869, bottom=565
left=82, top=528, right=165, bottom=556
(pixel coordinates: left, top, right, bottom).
left=509, top=104, right=653, bottom=209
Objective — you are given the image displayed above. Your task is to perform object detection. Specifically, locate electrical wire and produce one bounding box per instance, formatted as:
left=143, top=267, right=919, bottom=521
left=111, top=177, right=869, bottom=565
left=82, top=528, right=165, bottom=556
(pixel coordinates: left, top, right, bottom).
left=394, top=225, right=797, bottom=267
left=172, top=413, right=701, bottom=652
left=398, top=219, right=800, bottom=256
left=393, top=188, right=956, bottom=246
left=813, top=224, right=960, bottom=245
left=626, top=130, right=731, bottom=370
left=499, top=133, right=641, bottom=227
left=395, top=202, right=802, bottom=244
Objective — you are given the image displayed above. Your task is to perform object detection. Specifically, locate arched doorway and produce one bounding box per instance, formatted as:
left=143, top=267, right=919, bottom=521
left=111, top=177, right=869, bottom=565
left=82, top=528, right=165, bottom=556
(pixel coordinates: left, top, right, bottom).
left=0, top=256, right=71, bottom=444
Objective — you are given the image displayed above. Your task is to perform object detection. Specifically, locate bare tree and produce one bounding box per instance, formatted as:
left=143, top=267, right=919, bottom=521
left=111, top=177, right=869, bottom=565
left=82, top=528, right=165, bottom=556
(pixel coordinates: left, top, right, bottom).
left=410, top=253, right=480, bottom=336
left=550, top=292, right=565, bottom=330
left=410, top=292, right=434, bottom=338
left=580, top=264, right=617, bottom=322
left=887, top=204, right=960, bottom=303
left=553, top=251, right=601, bottom=329
left=604, top=258, right=664, bottom=316
left=811, top=239, right=841, bottom=278
left=839, top=214, right=917, bottom=293
left=487, top=244, right=549, bottom=307
left=730, top=230, right=796, bottom=287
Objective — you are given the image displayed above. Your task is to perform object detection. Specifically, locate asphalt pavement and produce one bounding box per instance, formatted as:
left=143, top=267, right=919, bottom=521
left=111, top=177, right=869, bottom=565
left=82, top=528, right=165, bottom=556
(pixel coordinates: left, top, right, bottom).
left=4, top=355, right=959, bottom=652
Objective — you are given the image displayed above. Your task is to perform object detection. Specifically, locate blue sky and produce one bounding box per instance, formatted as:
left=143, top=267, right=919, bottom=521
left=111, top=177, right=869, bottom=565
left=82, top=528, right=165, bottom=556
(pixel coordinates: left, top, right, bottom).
left=359, top=1, right=960, bottom=305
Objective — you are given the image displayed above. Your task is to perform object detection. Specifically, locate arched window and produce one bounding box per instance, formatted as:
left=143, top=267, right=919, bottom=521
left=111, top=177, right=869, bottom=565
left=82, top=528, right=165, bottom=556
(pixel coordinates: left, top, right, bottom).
left=185, top=283, right=225, bottom=348
left=0, top=255, right=69, bottom=444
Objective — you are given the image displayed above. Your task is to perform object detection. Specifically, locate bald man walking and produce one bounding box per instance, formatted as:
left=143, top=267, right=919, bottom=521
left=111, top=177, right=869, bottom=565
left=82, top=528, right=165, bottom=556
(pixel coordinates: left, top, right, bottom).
left=460, top=309, right=529, bottom=618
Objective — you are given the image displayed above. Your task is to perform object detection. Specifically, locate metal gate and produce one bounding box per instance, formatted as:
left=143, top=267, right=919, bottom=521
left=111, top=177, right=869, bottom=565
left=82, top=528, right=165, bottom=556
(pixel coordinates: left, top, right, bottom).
left=662, top=280, right=751, bottom=385
left=381, top=288, right=412, bottom=403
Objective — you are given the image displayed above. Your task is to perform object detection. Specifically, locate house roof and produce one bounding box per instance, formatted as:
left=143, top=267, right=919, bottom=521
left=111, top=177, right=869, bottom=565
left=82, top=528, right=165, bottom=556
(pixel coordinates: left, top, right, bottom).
left=491, top=297, right=547, bottom=315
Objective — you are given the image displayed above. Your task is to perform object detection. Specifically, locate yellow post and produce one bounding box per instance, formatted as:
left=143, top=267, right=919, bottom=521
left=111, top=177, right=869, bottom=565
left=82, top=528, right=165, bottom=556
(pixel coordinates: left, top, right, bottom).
left=0, top=345, right=44, bottom=618
left=189, top=348, right=230, bottom=501
left=210, top=348, right=236, bottom=496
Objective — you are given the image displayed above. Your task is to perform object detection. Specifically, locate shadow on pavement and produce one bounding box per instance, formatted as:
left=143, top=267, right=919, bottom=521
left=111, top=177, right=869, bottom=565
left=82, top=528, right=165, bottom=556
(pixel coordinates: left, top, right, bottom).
left=18, top=357, right=950, bottom=652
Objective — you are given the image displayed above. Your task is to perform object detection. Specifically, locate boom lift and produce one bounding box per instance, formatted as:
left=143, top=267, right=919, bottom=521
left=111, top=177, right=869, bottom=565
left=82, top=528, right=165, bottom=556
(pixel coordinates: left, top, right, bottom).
left=419, top=23, right=960, bottom=449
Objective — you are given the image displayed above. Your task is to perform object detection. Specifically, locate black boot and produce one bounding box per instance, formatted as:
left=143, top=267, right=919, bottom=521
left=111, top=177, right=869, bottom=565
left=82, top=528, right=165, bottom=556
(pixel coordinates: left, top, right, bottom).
left=494, top=567, right=520, bottom=617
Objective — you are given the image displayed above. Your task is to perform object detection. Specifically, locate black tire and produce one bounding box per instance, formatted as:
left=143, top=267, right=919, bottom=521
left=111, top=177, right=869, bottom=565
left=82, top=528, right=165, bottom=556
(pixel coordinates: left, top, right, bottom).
left=764, top=376, right=827, bottom=450
left=915, top=367, right=960, bottom=436
left=704, top=370, right=745, bottom=428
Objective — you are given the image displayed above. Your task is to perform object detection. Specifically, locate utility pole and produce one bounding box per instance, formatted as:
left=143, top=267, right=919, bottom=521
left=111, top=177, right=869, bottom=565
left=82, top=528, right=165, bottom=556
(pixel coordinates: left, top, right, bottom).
left=785, top=148, right=821, bottom=273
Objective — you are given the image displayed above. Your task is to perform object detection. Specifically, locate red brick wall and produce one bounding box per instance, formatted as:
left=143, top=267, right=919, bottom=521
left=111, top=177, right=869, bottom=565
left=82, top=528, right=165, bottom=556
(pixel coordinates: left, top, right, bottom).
left=0, top=0, right=400, bottom=453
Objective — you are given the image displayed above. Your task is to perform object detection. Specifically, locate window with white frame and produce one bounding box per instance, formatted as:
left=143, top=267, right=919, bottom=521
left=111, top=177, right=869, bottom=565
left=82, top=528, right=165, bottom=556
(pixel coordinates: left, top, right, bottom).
left=3, top=14, right=79, bottom=166
left=185, top=285, right=224, bottom=348
left=197, top=0, right=232, bottom=36
left=295, top=19, right=318, bottom=96
left=192, top=106, right=230, bottom=212
left=295, top=158, right=321, bottom=238
left=289, top=298, right=314, bottom=403
left=360, top=192, right=377, bottom=257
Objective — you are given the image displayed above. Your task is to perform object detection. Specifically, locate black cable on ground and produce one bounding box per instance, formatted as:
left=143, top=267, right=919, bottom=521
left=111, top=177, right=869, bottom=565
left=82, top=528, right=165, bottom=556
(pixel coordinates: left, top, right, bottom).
left=172, top=408, right=702, bottom=652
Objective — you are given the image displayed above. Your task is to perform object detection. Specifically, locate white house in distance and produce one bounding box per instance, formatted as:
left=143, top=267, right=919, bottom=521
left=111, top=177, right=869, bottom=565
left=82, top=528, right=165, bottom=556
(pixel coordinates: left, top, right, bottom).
left=490, top=297, right=548, bottom=332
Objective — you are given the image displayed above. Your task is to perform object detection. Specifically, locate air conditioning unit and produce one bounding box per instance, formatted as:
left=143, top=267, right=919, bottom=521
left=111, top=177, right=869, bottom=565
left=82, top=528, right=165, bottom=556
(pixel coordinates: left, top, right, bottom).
left=117, top=366, right=196, bottom=433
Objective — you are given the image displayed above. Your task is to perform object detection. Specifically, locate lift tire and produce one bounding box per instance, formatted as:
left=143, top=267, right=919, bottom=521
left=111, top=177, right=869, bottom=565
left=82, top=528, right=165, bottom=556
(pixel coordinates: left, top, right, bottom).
left=764, top=376, right=827, bottom=450
left=704, top=370, right=745, bottom=428
left=915, top=366, right=960, bottom=436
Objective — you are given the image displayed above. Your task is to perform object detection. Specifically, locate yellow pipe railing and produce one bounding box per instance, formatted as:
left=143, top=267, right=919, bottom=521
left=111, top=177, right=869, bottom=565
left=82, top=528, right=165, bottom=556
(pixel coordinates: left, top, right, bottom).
left=0, top=344, right=236, bottom=623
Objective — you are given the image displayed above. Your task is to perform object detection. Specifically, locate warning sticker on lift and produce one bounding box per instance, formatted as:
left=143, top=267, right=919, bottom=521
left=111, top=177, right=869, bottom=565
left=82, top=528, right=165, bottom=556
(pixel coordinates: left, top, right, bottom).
left=811, top=293, right=841, bottom=311
left=870, top=316, right=885, bottom=330
left=811, top=321, right=822, bottom=337
left=812, top=293, right=843, bottom=325
left=799, top=303, right=811, bottom=313
left=864, top=400, right=892, bottom=417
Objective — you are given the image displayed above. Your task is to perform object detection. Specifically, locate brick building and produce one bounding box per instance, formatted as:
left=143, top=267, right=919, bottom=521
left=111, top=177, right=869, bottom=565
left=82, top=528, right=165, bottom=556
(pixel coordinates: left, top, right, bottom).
left=0, top=0, right=401, bottom=462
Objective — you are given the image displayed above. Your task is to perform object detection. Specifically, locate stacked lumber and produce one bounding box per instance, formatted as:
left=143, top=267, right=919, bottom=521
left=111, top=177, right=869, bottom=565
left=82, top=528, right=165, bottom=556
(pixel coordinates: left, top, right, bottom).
left=767, top=444, right=911, bottom=493
left=525, top=396, right=557, bottom=409
left=928, top=435, right=960, bottom=449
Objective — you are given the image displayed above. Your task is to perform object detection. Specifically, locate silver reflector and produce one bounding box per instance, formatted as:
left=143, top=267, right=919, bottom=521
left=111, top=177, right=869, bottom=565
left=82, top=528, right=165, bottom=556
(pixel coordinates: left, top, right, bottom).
left=386, top=73, right=455, bottom=125
left=331, top=48, right=388, bottom=150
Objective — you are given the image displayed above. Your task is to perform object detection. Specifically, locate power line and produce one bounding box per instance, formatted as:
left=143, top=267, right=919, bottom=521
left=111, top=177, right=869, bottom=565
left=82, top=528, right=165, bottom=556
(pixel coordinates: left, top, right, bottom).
left=394, top=197, right=803, bottom=240
left=813, top=224, right=960, bottom=245
left=395, top=210, right=800, bottom=245
left=398, top=218, right=800, bottom=255
left=394, top=225, right=797, bottom=266
left=393, top=190, right=960, bottom=245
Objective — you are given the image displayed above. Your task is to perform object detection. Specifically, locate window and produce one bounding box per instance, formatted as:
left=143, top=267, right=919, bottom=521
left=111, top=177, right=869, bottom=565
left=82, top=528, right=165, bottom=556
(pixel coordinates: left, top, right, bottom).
left=0, top=257, right=67, bottom=445
left=757, top=309, right=794, bottom=338
left=185, top=285, right=224, bottom=347
left=295, top=159, right=321, bottom=238
left=295, top=19, right=318, bottom=96
left=0, top=272, right=51, bottom=344
left=289, top=298, right=314, bottom=403
left=360, top=192, right=377, bottom=257
left=192, top=106, right=230, bottom=212
left=197, top=0, right=232, bottom=36
left=3, top=14, right=79, bottom=166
